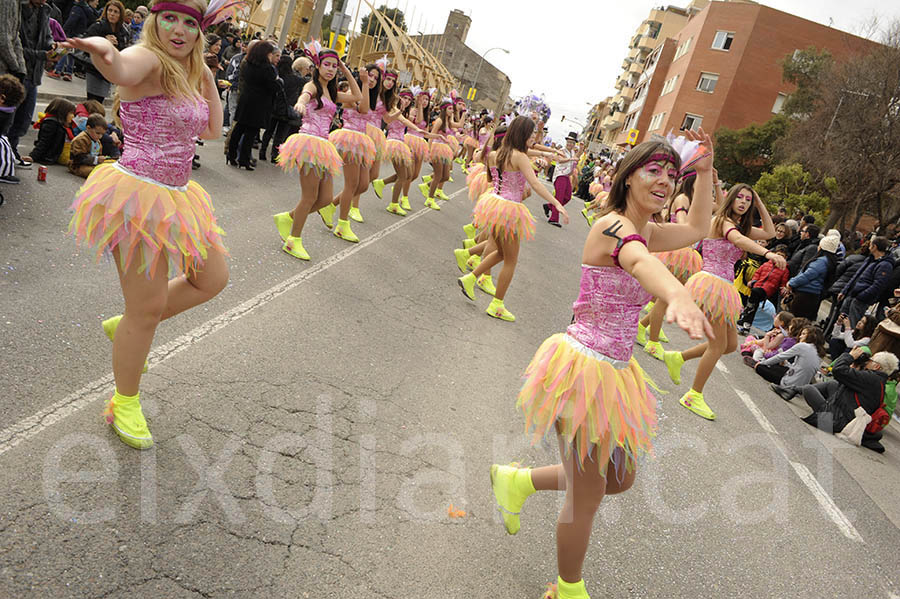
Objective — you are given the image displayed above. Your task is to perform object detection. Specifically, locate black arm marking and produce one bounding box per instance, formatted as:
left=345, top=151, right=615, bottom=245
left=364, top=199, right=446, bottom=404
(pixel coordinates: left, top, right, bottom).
left=602, top=220, right=623, bottom=242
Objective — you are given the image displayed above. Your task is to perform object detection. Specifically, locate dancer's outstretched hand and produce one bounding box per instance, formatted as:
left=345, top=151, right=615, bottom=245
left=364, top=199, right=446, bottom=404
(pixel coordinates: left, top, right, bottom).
left=666, top=291, right=715, bottom=340
left=683, top=127, right=714, bottom=172
left=61, top=36, right=115, bottom=65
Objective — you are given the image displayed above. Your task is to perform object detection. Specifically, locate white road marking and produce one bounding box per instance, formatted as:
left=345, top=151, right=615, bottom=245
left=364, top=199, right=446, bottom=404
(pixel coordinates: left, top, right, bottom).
left=0, top=189, right=465, bottom=458
left=790, top=461, right=864, bottom=543
left=715, top=362, right=729, bottom=374
left=733, top=389, right=778, bottom=435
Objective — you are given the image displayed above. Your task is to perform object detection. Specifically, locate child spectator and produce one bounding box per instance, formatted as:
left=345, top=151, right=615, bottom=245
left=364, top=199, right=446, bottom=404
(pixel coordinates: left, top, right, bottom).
left=24, top=98, right=76, bottom=165
left=737, top=244, right=791, bottom=334
left=757, top=325, right=827, bottom=388
left=746, top=316, right=810, bottom=366
left=741, top=311, right=794, bottom=360
left=829, top=314, right=875, bottom=359
left=0, top=75, right=26, bottom=186
left=74, top=100, right=123, bottom=158
left=68, top=114, right=109, bottom=178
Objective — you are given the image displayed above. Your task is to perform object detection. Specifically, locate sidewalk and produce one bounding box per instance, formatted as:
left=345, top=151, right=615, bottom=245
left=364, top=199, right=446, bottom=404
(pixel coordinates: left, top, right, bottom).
left=36, top=73, right=112, bottom=107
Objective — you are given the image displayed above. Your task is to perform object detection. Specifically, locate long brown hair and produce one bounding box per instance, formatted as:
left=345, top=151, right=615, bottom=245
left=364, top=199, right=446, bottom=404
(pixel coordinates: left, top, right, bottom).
left=599, top=140, right=680, bottom=219
left=487, top=116, right=533, bottom=182
left=714, top=183, right=758, bottom=237
left=103, top=0, right=127, bottom=32
left=665, top=169, right=696, bottom=220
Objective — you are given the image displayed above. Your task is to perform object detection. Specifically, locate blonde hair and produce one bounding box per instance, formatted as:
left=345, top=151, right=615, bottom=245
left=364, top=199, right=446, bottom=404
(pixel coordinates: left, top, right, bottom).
left=141, top=0, right=208, bottom=98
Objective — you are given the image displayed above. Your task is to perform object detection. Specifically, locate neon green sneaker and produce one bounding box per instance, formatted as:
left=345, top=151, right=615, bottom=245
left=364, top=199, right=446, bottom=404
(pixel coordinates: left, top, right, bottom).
left=424, top=197, right=441, bottom=211
left=680, top=389, right=716, bottom=420
left=386, top=202, right=407, bottom=216
left=273, top=211, right=293, bottom=241
left=435, top=189, right=450, bottom=201
left=486, top=298, right=515, bottom=321
left=489, top=463, right=535, bottom=535
left=462, top=238, right=476, bottom=250
left=547, top=577, right=591, bottom=599
left=463, top=223, right=477, bottom=239
left=372, top=178, right=386, bottom=199
left=102, top=315, right=148, bottom=373
left=642, top=301, right=654, bottom=314
left=458, top=272, right=476, bottom=300
left=400, top=196, right=411, bottom=211
left=418, top=182, right=431, bottom=200
left=636, top=322, right=648, bottom=346
left=454, top=248, right=470, bottom=273
left=477, top=274, right=496, bottom=296
left=448, top=175, right=454, bottom=183
left=103, top=390, right=153, bottom=450
left=333, top=219, right=359, bottom=243
left=317, top=202, right=335, bottom=229
left=581, top=207, right=591, bottom=225
left=349, top=206, right=364, bottom=223
left=644, top=340, right=664, bottom=361
left=422, top=174, right=432, bottom=185
left=282, top=235, right=310, bottom=260
left=659, top=328, right=670, bottom=343
left=664, top=350, right=685, bottom=385
left=466, top=254, right=481, bottom=270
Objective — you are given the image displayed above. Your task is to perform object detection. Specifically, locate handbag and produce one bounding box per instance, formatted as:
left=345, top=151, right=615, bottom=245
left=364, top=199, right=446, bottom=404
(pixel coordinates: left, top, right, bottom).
left=835, top=404, right=871, bottom=446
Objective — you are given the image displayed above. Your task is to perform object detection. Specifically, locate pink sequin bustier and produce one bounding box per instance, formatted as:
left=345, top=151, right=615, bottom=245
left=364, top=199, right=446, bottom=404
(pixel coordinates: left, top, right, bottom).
left=386, top=119, right=405, bottom=141
left=489, top=167, right=527, bottom=202
left=478, top=131, right=489, bottom=145
left=407, top=118, right=427, bottom=138
left=117, top=94, right=207, bottom=187
left=369, top=99, right=386, bottom=126
left=300, top=94, right=336, bottom=139
left=700, top=237, right=744, bottom=281
left=566, top=265, right=653, bottom=362
left=342, top=107, right=368, bottom=132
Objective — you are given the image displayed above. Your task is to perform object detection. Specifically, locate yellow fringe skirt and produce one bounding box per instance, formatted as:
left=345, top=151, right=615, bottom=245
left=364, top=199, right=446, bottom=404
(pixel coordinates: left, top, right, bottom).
left=685, top=270, right=742, bottom=327
left=472, top=192, right=536, bottom=241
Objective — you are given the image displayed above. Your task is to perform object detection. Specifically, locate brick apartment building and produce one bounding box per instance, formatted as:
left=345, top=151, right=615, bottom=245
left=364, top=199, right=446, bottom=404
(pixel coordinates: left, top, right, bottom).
left=612, top=0, right=880, bottom=147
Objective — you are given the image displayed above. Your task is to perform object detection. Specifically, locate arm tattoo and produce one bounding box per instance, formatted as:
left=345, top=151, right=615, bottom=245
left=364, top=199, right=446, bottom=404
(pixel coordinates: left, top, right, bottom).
left=602, top=220, right=623, bottom=242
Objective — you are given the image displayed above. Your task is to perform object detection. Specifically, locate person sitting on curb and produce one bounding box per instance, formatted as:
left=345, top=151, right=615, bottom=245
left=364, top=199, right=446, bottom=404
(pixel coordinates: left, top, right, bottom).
left=68, top=113, right=109, bottom=178
left=774, top=347, right=897, bottom=436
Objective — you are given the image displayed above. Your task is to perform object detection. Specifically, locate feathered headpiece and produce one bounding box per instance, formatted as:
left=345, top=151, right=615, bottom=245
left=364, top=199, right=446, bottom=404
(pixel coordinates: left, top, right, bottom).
left=450, top=89, right=459, bottom=101
left=375, top=55, right=390, bottom=72
left=665, top=132, right=709, bottom=174
left=303, top=38, right=338, bottom=67
left=426, top=87, right=437, bottom=98
left=484, top=109, right=494, bottom=122
left=439, top=96, right=453, bottom=109
left=513, top=93, right=551, bottom=123
left=150, top=0, right=249, bottom=31
left=500, top=113, right=515, bottom=128
left=409, top=85, right=423, bottom=97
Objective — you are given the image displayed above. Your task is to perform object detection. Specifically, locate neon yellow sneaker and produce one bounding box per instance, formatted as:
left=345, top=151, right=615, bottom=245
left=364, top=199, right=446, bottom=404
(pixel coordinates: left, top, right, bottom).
left=400, top=196, right=411, bottom=211
left=466, top=254, right=481, bottom=270
left=489, top=463, right=535, bottom=535
left=477, top=274, right=496, bottom=296
left=317, top=202, right=335, bottom=229
left=372, top=178, right=386, bottom=199
left=424, top=197, right=441, bottom=211
left=644, top=340, right=664, bottom=361
left=463, top=223, right=477, bottom=239
left=642, top=301, right=655, bottom=314
left=586, top=213, right=595, bottom=227
left=282, top=235, right=310, bottom=260
left=581, top=207, right=591, bottom=225
left=102, top=315, right=148, bottom=373
left=333, top=219, right=359, bottom=243
left=486, top=298, right=515, bottom=321
left=659, top=328, right=670, bottom=343
left=349, top=206, right=364, bottom=223
left=546, top=577, right=591, bottom=599
left=462, top=238, right=476, bottom=250
left=454, top=248, right=470, bottom=273
left=422, top=174, right=432, bottom=185
left=435, top=189, right=450, bottom=201
left=448, top=175, right=453, bottom=183
left=680, top=389, right=716, bottom=420
left=273, top=211, right=293, bottom=241
left=458, top=272, right=476, bottom=300
left=386, top=202, right=407, bottom=216
left=103, top=390, right=153, bottom=450
left=664, top=350, right=685, bottom=385
left=636, top=322, right=648, bottom=346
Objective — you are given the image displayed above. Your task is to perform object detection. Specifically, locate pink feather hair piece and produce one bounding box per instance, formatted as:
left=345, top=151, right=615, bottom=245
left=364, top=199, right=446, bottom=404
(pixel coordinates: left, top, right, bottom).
left=375, top=54, right=390, bottom=71
left=201, top=0, right=249, bottom=30
left=665, top=132, right=709, bottom=173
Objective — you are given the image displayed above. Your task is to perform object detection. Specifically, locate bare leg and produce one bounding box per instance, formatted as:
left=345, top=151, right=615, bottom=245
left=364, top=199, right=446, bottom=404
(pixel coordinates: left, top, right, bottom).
left=428, top=160, right=441, bottom=196
left=647, top=299, right=667, bottom=342
left=351, top=163, right=369, bottom=209
left=368, top=158, right=380, bottom=185
left=382, top=173, right=397, bottom=185
left=160, top=248, right=229, bottom=321
left=336, top=163, right=362, bottom=220
left=404, top=157, right=422, bottom=196
left=289, top=171, right=324, bottom=237
left=493, top=233, right=520, bottom=301
left=472, top=244, right=504, bottom=278
left=688, top=321, right=736, bottom=393
left=390, top=160, right=407, bottom=203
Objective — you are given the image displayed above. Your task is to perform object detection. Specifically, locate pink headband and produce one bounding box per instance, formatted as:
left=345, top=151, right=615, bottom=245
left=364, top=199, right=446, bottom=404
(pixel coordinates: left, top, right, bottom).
left=304, top=48, right=338, bottom=67
left=150, top=2, right=203, bottom=22
left=384, top=72, right=398, bottom=81
left=638, top=152, right=678, bottom=168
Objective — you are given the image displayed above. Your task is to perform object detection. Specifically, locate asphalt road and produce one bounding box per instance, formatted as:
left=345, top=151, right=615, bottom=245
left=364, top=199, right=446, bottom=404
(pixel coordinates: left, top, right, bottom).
left=2, top=133, right=900, bottom=599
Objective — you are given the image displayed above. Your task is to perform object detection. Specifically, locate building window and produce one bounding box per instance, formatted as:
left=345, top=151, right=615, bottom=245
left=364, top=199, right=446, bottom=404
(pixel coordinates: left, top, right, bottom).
left=648, top=112, right=666, bottom=132
left=772, top=92, right=788, bottom=113
left=674, top=36, right=693, bottom=60
left=681, top=113, right=703, bottom=131
left=712, top=31, right=734, bottom=51
left=660, top=75, right=679, bottom=96
left=648, top=22, right=662, bottom=39
left=697, top=72, right=719, bottom=93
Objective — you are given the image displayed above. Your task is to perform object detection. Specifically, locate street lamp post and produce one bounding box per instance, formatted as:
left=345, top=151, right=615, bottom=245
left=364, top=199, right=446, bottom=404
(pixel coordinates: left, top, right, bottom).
left=470, top=47, right=509, bottom=105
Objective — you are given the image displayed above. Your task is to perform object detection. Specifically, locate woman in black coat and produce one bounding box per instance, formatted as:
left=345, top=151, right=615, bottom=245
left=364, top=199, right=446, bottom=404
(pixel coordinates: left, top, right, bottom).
left=82, top=0, right=129, bottom=101
left=227, top=41, right=280, bottom=170
left=259, top=54, right=302, bottom=163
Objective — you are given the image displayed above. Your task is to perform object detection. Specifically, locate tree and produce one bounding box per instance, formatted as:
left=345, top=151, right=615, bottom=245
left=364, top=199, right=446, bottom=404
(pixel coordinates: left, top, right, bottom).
left=779, top=47, right=833, bottom=116
left=713, top=114, right=790, bottom=186
left=755, top=163, right=834, bottom=223
left=359, top=6, right=407, bottom=37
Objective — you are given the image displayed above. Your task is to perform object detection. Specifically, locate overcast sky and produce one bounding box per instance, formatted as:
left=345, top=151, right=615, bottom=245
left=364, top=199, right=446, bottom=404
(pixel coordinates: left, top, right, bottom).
left=342, top=0, right=900, bottom=143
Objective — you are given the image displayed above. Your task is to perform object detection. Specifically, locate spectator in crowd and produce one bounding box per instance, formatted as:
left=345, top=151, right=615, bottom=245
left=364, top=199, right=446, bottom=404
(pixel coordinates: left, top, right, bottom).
left=829, top=314, right=875, bottom=360
left=835, top=236, right=895, bottom=326
left=737, top=245, right=790, bottom=334
left=68, top=113, right=108, bottom=177
left=222, top=36, right=241, bottom=63
left=787, top=224, right=821, bottom=276
left=825, top=229, right=845, bottom=258
left=8, top=0, right=56, bottom=168
left=128, top=8, right=143, bottom=44
left=0, top=75, right=26, bottom=185
left=755, top=324, right=826, bottom=387
left=874, top=266, right=900, bottom=323
left=784, top=234, right=839, bottom=320
left=822, top=243, right=869, bottom=329
left=773, top=222, right=790, bottom=245
left=82, top=0, right=129, bottom=102
left=259, top=54, right=301, bottom=163
left=51, top=0, right=98, bottom=81
left=23, top=97, right=76, bottom=165
left=227, top=41, right=279, bottom=170
left=0, top=2, right=26, bottom=101
left=782, top=219, right=801, bottom=255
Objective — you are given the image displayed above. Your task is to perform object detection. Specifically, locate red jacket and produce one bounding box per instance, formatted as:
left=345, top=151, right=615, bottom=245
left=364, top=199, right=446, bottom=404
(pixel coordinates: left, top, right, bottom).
left=750, top=260, right=790, bottom=297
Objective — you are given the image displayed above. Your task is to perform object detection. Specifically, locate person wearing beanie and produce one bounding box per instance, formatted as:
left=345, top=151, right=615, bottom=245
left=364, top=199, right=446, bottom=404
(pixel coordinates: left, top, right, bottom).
left=784, top=234, right=839, bottom=320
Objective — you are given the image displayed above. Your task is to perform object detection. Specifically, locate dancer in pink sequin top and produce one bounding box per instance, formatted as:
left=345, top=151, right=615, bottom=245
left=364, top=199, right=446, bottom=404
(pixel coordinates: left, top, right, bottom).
left=489, top=133, right=716, bottom=599
left=274, top=44, right=362, bottom=261
left=666, top=182, right=784, bottom=421
left=374, top=81, right=427, bottom=215
left=64, top=0, right=234, bottom=451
